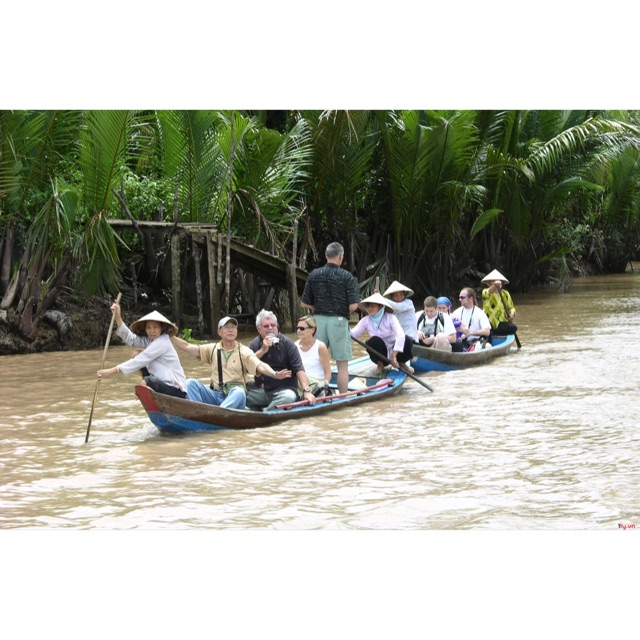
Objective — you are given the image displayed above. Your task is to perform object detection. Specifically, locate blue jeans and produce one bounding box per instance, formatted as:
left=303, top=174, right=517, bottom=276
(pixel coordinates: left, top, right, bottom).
left=186, top=379, right=247, bottom=410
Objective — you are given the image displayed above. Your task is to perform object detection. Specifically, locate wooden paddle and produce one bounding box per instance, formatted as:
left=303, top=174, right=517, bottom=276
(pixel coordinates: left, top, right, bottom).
left=85, top=292, right=122, bottom=443
left=497, top=289, right=521, bottom=349
left=350, top=335, right=433, bottom=392
left=513, top=331, right=522, bottom=349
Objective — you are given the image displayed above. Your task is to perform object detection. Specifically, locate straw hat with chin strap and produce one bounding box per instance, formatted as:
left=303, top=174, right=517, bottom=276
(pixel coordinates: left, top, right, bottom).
left=482, top=269, right=509, bottom=284
left=130, top=310, right=179, bottom=336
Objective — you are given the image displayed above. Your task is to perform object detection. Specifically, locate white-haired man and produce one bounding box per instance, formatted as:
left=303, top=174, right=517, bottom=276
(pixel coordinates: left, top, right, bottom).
left=247, top=310, right=316, bottom=410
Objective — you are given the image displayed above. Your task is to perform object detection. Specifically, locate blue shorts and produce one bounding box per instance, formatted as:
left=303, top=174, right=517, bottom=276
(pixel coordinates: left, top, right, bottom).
left=313, top=315, right=352, bottom=362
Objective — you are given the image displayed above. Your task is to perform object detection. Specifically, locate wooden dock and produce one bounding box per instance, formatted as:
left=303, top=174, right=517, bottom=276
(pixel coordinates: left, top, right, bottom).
left=107, top=219, right=308, bottom=333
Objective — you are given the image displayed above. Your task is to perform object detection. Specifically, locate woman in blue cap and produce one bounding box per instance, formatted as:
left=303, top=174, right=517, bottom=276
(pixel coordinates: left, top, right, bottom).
left=436, top=295, right=465, bottom=352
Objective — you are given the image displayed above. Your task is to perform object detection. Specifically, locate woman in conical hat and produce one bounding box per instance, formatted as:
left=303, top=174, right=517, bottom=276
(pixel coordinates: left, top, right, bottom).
left=381, top=280, right=418, bottom=342
left=130, top=310, right=179, bottom=336
left=481, top=268, right=517, bottom=332
left=350, top=292, right=414, bottom=374
left=97, top=302, right=187, bottom=398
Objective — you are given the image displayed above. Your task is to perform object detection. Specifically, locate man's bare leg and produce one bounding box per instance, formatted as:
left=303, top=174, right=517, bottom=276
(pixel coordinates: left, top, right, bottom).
left=336, top=360, right=349, bottom=394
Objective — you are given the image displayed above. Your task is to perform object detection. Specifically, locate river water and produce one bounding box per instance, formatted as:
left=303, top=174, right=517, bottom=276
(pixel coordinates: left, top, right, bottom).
left=2, top=272, right=639, bottom=637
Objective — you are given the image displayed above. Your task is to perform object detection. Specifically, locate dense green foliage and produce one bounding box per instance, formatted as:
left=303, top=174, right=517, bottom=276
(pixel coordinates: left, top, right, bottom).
left=2, top=109, right=640, bottom=338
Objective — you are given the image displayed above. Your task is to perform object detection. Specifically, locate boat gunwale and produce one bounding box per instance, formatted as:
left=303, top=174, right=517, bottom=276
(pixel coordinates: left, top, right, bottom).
left=412, top=334, right=515, bottom=369
left=135, top=369, right=407, bottom=432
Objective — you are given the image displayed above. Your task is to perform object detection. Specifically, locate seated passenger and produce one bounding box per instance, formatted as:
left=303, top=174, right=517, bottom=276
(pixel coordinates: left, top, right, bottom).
left=247, top=310, right=317, bottom=410
left=415, top=296, right=456, bottom=351
left=437, top=295, right=464, bottom=352
left=452, top=288, right=492, bottom=350
left=294, top=315, right=332, bottom=394
left=351, top=293, right=414, bottom=374
left=171, top=316, right=290, bottom=410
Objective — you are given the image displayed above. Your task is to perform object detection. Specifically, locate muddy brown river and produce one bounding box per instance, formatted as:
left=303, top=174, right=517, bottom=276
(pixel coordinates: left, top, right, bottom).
left=2, top=272, right=638, bottom=637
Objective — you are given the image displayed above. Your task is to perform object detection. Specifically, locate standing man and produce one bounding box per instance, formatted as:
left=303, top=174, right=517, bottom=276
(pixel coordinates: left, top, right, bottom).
left=301, top=242, right=360, bottom=393
left=247, top=310, right=317, bottom=410
left=171, top=316, right=291, bottom=410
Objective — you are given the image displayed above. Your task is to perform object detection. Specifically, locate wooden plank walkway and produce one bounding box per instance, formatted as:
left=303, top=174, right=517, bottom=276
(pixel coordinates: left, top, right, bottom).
left=107, top=219, right=308, bottom=332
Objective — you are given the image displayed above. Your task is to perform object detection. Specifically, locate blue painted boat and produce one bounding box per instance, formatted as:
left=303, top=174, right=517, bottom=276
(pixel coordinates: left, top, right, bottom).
left=135, top=364, right=407, bottom=434
left=411, top=334, right=516, bottom=373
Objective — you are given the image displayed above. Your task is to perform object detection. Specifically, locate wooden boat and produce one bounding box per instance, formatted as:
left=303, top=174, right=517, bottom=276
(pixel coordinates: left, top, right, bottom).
left=135, top=362, right=407, bottom=434
left=411, top=334, right=516, bottom=373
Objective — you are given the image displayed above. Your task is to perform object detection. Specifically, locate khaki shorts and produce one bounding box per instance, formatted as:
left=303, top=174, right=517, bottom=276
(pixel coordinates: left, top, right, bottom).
left=314, top=315, right=352, bottom=361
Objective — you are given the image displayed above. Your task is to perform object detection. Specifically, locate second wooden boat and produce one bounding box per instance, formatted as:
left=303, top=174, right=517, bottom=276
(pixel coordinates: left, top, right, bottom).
left=411, top=334, right=516, bottom=372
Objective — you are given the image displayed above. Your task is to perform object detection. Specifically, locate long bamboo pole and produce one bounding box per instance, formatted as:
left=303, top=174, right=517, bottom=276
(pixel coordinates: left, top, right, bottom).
left=85, top=292, right=122, bottom=443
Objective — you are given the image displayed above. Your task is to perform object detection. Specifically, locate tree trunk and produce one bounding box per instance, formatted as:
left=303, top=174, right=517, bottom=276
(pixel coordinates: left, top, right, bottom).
left=1, top=242, right=31, bottom=310
left=192, top=237, right=204, bottom=334
left=264, top=287, right=275, bottom=310
left=224, top=111, right=236, bottom=314
left=236, top=268, right=254, bottom=316
left=287, top=218, right=299, bottom=331
left=1, top=220, right=14, bottom=294
left=26, top=254, right=73, bottom=341
left=206, top=231, right=218, bottom=332
left=171, top=233, right=182, bottom=326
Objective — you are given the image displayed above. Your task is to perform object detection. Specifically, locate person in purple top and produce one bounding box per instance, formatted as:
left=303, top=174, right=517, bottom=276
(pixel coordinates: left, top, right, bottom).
left=350, top=292, right=414, bottom=374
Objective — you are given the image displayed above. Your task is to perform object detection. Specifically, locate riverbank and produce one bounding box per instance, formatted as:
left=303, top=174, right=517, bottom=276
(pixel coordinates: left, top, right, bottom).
left=0, top=294, right=119, bottom=356
left=2, top=261, right=638, bottom=356
left=0, top=291, right=236, bottom=356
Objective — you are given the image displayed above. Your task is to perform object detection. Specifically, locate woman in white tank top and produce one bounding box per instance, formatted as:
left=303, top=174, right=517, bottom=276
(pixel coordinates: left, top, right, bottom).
left=295, top=315, right=332, bottom=387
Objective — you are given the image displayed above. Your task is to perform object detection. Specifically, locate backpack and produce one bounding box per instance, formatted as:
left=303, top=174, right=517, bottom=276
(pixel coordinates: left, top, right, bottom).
left=417, top=311, right=443, bottom=336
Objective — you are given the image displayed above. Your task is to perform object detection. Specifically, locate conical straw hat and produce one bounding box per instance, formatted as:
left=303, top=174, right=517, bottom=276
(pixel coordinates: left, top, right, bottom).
left=481, top=269, right=509, bottom=284
left=383, top=280, right=414, bottom=297
left=130, top=310, right=179, bottom=336
left=360, top=292, right=395, bottom=312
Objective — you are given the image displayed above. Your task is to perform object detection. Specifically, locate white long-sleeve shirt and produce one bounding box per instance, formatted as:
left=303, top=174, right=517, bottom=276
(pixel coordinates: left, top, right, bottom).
left=385, top=298, right=418, bottom=341
left=115, top=325, right=187, bottom=391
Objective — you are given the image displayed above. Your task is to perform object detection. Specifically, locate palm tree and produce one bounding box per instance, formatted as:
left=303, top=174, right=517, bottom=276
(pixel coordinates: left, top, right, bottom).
left=296, top=109, right=379, bottom=283
left=470, top=111, right=640, bottom=288
left=371, top=110, right=483, bottom=293
left=1, top=111, right=81, bottom=293
left=1, top=109, right=139, bottom=339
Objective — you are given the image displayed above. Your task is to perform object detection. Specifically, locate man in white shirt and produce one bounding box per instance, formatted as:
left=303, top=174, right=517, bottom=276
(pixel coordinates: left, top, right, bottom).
left=452, top=287, right=491, bottom=349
